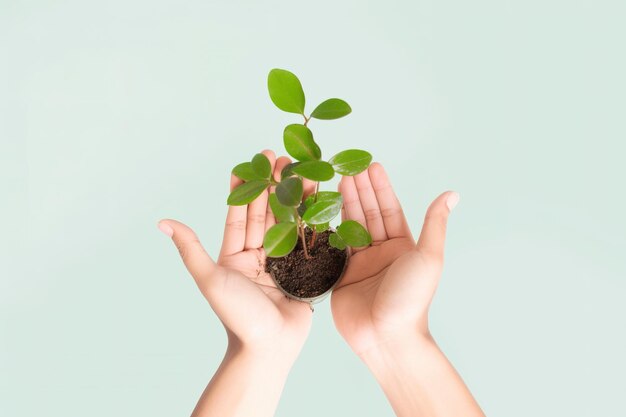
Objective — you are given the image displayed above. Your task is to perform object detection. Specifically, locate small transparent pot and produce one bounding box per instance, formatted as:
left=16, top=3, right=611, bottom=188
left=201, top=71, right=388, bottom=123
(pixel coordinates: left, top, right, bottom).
left=267, top=236, right=352, bottom=306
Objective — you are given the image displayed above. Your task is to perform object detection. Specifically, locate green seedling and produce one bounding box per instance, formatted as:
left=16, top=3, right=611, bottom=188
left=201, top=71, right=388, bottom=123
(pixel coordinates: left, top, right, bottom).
left=227, top=68, right=373, bottom=259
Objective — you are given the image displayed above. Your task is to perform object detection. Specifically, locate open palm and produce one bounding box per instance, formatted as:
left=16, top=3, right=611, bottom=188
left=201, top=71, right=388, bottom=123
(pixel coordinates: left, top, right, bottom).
left=331, top=163, right=457, bottom=356
left=159, top=150, right=312, bottom=350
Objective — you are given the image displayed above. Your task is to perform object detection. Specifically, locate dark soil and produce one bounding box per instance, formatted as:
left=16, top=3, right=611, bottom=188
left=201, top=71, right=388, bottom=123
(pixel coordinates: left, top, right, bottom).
left=265, top=228, right=348, bottom=299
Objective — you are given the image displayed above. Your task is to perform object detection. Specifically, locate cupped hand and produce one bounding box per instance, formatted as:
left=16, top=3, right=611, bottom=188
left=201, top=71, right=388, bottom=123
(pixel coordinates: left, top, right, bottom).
left=158, top=150, right=313, bottom=355
left=331, top=162, right=459, bottom=356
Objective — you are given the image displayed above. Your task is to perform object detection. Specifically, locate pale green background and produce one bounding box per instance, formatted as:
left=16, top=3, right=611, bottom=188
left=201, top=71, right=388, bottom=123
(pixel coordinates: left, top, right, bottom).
left=1, top=0, right=625, bottom=415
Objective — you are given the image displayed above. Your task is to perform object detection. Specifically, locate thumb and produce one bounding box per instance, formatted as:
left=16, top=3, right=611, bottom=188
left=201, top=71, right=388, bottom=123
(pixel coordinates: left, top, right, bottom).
left=158, top=219, right=217, bottom=291
left=415, top=191, right=460, bottom=261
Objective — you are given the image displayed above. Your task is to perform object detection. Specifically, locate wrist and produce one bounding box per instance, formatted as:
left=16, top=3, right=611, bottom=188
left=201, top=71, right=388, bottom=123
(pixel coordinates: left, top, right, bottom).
left=191, top=334, right=302, bottom=417
left=358, top=330, right=485, bottom=417
left=359, top=329, right=437, bottom=373
left=225, top=337, right=302, bottom=376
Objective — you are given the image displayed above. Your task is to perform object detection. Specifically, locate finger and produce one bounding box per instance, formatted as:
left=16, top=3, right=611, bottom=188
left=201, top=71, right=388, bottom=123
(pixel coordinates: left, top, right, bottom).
left=220, top=174, right=248, bottom=257
left=245, top=150, right=276, bottom=249
left=158, top=219, right=217, bottom=291
left=338, top=175, right=368, bottom=252
left=266, top=156, right=292, bottom=233
left=302, top=177, right=317, bottom=200
left=415, top=191, right=460, bottom=261
left=271, top=156, right=292, bottom=189
left=354, top=166, right=388, bottom=243
left=368, top=162, right=412, bottom=239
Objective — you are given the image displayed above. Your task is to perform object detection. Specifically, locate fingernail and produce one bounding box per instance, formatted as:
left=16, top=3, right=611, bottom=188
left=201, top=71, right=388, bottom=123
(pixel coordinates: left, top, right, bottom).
left=158, top=222, right=174, bottom=237
left=446, top=192, right=460, bottom=212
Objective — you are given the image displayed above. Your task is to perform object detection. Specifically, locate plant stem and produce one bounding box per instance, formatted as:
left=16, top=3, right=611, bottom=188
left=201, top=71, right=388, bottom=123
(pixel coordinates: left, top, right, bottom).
left=294, top=208, right=311, bottom=259
left=303, top=114, right=310, bottom=126
left=309, top=226, right=317, bottom=250
left=308, top=182, right=320, bottom=251
left=300, top=223, right=311, bottom=259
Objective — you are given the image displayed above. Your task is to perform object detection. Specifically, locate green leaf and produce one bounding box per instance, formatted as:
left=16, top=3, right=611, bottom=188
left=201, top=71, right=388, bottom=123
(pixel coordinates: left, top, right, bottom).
left=329, top=149, right=373, bottom=176
left=275, top=176, right=303, bottom=207
left=264, top=222, right=298, bottom=257
left=281, top=162, right=301, bottom=180
left=232, top=162, right=263, bottom=181
left=227, top=180, right=270, bottom=206
left=251, top=153, right=271, bottom=179
left=291, top=160, right=335, bottom=182
left=336, top=220, right=372, bottom=247
left=269, top=193, right=295, bottom=223
left=302, top=195, right=343, bottom=225
left=304, top=191, right=342, bottom=208
left=267, top=69, right=306, bottom=114
left=328, top=232, right=347, bottom=250
left=283, top=124, right=321, bottom=161
left=233, top=154, right=272, bottom=181
left=315, top=222, right=330, bottom=232
left=310, top=98, right=352, bottom=120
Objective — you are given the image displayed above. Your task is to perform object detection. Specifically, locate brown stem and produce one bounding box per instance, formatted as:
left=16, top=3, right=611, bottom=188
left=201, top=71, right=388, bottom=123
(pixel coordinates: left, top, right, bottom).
left=306, top=182, right=322, bottom=251
left=300, top=223, right=311, bottom=259
left=313, top=182, right=320, bottom=203
left=309, top=227, right=317, bottom=250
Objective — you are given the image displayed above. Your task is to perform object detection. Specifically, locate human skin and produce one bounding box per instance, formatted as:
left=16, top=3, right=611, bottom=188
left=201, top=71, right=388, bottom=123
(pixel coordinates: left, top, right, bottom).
left=158, top=150, right=314, bottom=417
left=158, top=151, right=484, bottom=416
left=331, top=163, right=485, bottom=417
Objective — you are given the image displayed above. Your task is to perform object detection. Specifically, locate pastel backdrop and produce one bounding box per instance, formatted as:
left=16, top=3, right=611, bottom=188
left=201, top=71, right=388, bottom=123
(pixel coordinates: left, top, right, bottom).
left=1, top=0, right=624, bottom=416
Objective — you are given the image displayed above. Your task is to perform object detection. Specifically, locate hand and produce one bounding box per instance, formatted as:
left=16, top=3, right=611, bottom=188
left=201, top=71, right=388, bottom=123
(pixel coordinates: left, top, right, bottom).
left=159, top=150, right=312, bottom=354
left=158, top=150, right=314, bottom=417
left=331, top=163, right=483, bottom=417
left=331, top=162, right=457, bottom=356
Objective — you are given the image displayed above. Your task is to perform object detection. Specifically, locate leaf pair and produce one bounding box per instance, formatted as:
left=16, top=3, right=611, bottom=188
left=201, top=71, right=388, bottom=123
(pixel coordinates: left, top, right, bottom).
left=286, top=148, right=373, bottom=182
left=264, top=219, right=371, bottom=258
left=268, top=69, right=352, bottom=120
left=270, top=187, right=344, bottom=228
left=271, top=191, right=343, bottom=226
left=282, top=125, right=334, bottom=181
left=228, top=153, right=273, bottom=206
left=283, top=127, right=372, bottom=178
left=232, top=153, right=272, bottom=181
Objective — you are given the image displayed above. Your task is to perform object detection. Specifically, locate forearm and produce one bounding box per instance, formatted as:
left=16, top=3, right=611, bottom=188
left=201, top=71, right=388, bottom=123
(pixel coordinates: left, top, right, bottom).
left=191, top=342, right=297, bottom=417
left=360, top=332, right=484, bottom=417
